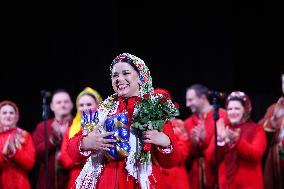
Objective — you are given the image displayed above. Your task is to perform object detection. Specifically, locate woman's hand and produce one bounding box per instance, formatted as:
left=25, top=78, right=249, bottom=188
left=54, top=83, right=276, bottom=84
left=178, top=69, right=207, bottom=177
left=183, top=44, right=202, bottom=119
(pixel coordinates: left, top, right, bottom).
left=2, top=135, right=11, bottom=156
left=271, top=97, right=284, bottom=129
left=14, top=131, right=26, bottom=150
left=2, top=135, right=18, bottom=158
left=217, top=118, right=226, bottom=139
left=143, top=130, right=171, bottom=147
left=81, top=126, right=116, bottom=151
left=216, top=118, right=227, bottom=146
left=274, top=97, right=284, bottom=119
left=226, top=128, right=240, bottom=144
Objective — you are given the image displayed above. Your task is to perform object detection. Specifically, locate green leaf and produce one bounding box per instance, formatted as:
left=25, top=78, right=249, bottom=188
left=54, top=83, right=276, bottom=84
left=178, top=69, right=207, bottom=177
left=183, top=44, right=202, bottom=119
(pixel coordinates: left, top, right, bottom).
left=132, top=122, right=140, bottom=129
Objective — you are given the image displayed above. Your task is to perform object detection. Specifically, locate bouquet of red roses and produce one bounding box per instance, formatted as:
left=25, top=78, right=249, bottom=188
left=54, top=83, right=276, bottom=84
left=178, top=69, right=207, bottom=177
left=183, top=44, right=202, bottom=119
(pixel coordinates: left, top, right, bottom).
left=132, top=93, right=179, bottom=164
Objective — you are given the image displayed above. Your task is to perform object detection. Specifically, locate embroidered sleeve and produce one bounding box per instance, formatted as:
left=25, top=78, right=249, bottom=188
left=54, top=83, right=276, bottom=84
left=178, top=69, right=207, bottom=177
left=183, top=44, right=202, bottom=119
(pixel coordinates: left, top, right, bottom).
left=79, top=141, right=93, bottom=157
left=156, top=144, right=173, bottom=154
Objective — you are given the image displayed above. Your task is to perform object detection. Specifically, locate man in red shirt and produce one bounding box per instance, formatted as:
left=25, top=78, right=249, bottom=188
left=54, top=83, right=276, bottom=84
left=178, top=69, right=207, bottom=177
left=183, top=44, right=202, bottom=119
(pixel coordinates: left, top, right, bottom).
left=184, top=84, right=227, bottom=189
left=32, top=89, right=73, bottom=189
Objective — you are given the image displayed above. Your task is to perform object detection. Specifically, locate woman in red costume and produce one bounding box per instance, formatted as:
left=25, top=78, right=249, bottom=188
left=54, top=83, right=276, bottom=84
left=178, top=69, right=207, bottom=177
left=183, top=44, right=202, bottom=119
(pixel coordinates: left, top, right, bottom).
left=205, top=91, right=266, bottom=189
left=67, top=53, right=183, bottom=189
left=154, top=88, right=191, bottom=189
left=0, top=100, right=35, bottom=189
left=259, top=72, right=284, bottom=189
left=58, top=87, right=102, bottom=188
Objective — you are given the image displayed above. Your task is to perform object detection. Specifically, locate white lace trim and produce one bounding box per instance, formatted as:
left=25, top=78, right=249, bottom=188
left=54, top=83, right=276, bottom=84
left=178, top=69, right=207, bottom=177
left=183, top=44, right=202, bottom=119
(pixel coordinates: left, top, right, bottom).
left=75, top=152, right=104, bottom=189
left=125, top=131, right=152, bottom=189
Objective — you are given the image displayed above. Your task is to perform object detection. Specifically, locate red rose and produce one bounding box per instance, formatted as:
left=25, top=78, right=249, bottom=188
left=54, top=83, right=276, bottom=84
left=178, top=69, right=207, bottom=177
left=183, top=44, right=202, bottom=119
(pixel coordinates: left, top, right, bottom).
left=160, top=97, right=167, bottom=103
left=137, top=97, right=143, bottom=102
left=143, top=93, right=150, bottom=99
left=143, top=143, right=151, bottom=152
left=174, top=102, right=180, bottom=109
left=144, top=77, right=148, bottom=83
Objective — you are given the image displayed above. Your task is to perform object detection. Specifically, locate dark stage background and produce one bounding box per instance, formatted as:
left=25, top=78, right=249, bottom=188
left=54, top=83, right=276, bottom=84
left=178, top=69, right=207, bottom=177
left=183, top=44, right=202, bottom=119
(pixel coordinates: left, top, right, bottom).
left=1, top=0, right=283, bottom=188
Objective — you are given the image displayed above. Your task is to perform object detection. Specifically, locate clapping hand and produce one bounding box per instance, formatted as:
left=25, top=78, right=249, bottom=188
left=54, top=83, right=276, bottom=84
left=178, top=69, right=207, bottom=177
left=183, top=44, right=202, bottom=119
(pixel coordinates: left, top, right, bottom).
left=274, top=97, right=284, bottom=119
left=2, top=131, right=26, bottom=158
left=271, top=97, right=284, bottom=129
left=190, top=121, right=206, bottom=148
left=226, top=128, right=240, bottom=144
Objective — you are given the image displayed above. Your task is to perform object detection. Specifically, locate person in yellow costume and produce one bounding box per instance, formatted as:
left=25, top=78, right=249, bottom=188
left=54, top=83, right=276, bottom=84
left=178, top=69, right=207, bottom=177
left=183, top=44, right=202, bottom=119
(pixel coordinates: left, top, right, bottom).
left=57, top=87, right=102, bottom=189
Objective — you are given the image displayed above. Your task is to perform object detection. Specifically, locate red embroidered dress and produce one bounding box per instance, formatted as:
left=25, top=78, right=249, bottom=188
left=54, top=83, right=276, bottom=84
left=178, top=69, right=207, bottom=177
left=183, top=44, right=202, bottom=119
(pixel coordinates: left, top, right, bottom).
left=0, top=127, right=35, bottom=189
left=68, top=53, right=182, bottom=189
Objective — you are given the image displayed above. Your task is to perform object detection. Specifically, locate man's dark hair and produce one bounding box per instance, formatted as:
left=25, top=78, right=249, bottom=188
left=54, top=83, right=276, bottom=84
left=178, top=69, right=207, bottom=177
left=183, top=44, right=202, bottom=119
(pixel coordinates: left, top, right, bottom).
left=187, top=84, right=209, bottom=98
left=52, top=88, right=70, bottom=99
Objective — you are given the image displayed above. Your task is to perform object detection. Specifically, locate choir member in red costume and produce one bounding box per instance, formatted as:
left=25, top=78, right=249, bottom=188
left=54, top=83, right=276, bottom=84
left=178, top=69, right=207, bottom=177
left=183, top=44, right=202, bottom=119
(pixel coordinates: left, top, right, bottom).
left=154, top=88, right=191, bottom=189
left=32, top=89, right=73, bottom=189
left=184, top=84, right=227, bottom=189
left=259, top=72, right=284, bottom=189
left=67, top=53, right=183, bottom=189
left=58, top=87, right=102, bottom=189
left=205, top=91, right=266, bottom=189
left=0, top=100, right=35, bottom=189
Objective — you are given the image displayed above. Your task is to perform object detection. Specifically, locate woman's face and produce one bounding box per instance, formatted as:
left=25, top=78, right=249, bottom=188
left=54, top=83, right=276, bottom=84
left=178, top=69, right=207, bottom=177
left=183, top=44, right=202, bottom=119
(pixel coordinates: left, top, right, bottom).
left=227, top=100, right=245, bottom=125
left=78, top=94, right=98, bottom=115
left=111, top=62, right=140, bottom=97
left=0, top=105, right=18, bottom=127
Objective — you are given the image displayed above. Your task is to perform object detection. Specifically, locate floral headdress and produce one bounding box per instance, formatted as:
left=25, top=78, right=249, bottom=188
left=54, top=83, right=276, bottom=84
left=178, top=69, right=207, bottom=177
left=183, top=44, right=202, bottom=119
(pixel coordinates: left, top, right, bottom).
left=98, top=53, right=155, bottom=118
left=226, top=91, right=252, bottom=121
left=111, top=53, right=154, bottom=98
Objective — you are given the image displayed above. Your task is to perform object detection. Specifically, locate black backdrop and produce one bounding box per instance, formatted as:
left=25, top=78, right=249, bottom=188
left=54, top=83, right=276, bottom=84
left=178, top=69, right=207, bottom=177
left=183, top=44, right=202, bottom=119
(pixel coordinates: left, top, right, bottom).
left=1, top=0, right=283, bottom=188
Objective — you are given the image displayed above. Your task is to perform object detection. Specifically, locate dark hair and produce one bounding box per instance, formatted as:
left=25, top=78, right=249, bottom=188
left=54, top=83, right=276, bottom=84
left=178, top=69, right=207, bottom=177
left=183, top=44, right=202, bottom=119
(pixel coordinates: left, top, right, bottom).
left=187, top=84, right=209, bottom=98
left=226, top=96, right=245, bottom=107
left=111, top=56, right=139, bottom=73
left=52, top=89, right=71, bottom=99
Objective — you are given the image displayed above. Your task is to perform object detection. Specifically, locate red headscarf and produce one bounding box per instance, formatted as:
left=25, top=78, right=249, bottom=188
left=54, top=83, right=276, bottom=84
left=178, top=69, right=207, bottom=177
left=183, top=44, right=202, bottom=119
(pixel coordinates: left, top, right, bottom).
left=224, top=92, right=257, bottom=184
left=0, top=100, right=19, bottom=115
left=0, top=100, right=20, bottom=131
left=154, top=88, right=172, bottom=101
left=154, top=88, right=180, bottom=110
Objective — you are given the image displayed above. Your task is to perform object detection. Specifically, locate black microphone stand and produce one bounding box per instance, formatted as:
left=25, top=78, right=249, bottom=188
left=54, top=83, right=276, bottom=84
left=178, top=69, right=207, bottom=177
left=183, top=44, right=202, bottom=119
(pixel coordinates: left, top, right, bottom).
left=42, top=93, right=49, bottom=189
left=212, top=96, right=220, bottom=189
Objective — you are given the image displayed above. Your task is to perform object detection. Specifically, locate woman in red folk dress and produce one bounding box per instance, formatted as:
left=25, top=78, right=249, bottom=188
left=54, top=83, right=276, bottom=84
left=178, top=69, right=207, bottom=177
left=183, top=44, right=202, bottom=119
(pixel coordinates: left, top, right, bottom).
left=258, top=72, right=284, bottom=189
left=205, top=91, right=267, bottom=189
left=0, top=100, right=35, bottom=189
left=58, top=87, right=102, bottom=189
left=67, top=53, right=183, bottom=189
left=154, top=88, right=191, bottom=189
